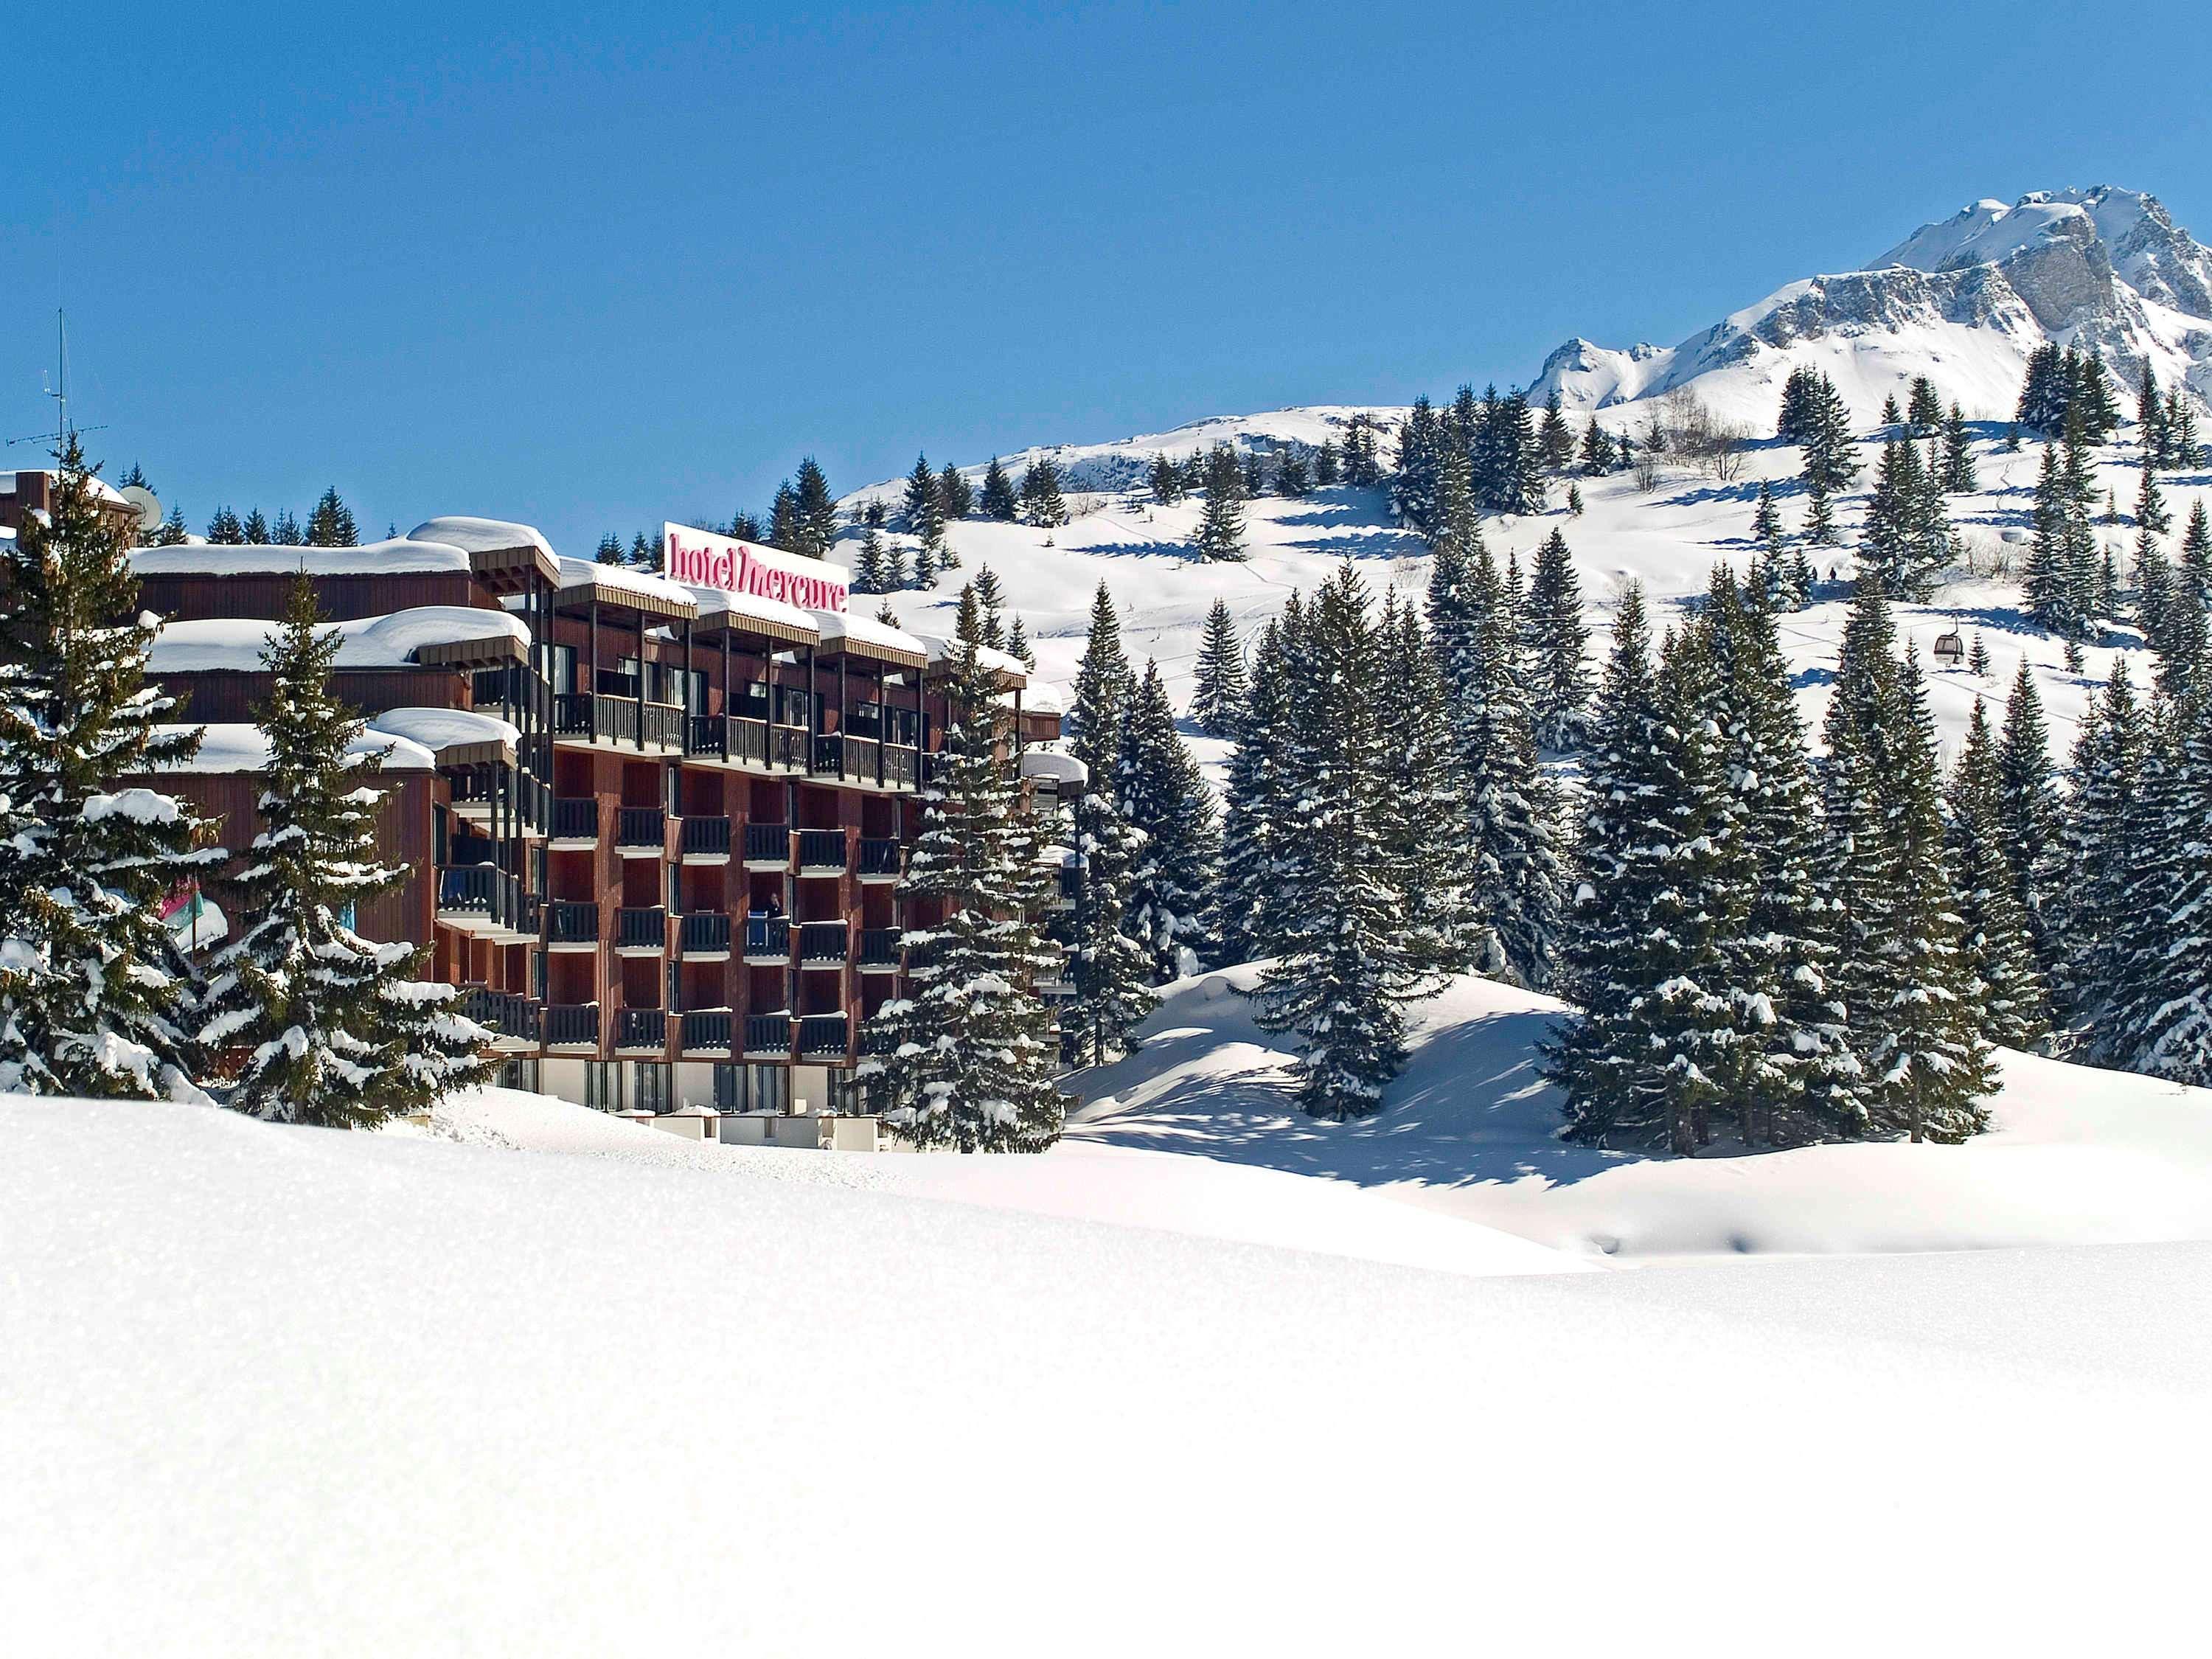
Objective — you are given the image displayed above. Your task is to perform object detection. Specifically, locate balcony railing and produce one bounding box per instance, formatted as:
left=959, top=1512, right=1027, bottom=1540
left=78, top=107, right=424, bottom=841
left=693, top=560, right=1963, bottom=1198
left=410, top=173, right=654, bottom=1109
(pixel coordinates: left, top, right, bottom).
left=858, top=838, right=901, bottom=878
left=798, top=920, right=848, bottom=962
left=544, top=1004, right=599, bottom=1048
left=550, top=796, right=597, bottom=841
left=841, top=735, right=881, bottom=782
left=616, top=807, right=664, bottom=852
left=745, top=1013, right=793, bottom=1054
left=797, top=1014, right=849, bottom=1057
left=883, top=745, right=919, bottom=789
left=681, top=1009, right=734, bottom=1053
left=771, top=726, right=808, bottom=770
left=860, top=1024, right=897, bottom=1057
left=614, top=1006, right=667, bottom=1051
left=796, top=830, right=846, bottom=870
left=680, top=815, right=732, bottom=860
left=731, top=717, right=770, bottom=767
left=436, top=863, right=521, bottom=930
left=546, top=900, right=599, bottom=945
left=811, top=734, right=844, bottom=778
left=679, top=911, right=731, bottom=956
left=744, top=917, right=790, bottom=959
left=553, top=692, right=641, bottom=747
left=686, top=713, right=727, bottom=758
left=615, top=907, right=667, bottom=952
left=462, top=987, right=540, bottom=1043
left=743, top=822, right=790, bottom=864
left=858, top=928, right=902, bottom=967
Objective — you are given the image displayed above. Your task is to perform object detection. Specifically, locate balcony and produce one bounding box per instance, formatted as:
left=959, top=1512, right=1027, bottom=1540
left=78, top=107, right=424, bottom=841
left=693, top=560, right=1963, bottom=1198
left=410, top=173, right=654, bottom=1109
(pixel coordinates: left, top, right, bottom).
left=770, top=725, right=808, bottom=771
left=546, top=900, right=599, bottom=950
left=680, top=815, right=732, bottom=863
left=810, top=734, right=843, bottom=778
left=681, top=1009, right=734, bottom=1055
left=544, top=1004, right=600, bottom=1049
left=796, top=830, right=846, bottom=872
left=841, top=735, right=882, bottom=783
left=436, top=863, right=521, bottom=934
left=730, top=717, right=770, bottom=768
left=641, top=703, right=685, bottom=751
left=743, top=917, right=790, bottom=961
left=613, top=1006, right=667, bottom=1052
left=678, top=911, right=731, bottom=959
left=553, top=692, right=640, bottom=748
left=549, top=796, right=597, bottom=846
left=858, top=928, right=902, bottom=971
left=798, top=920, right=849, bottom=964
left=858, top=838, right=901, bottom=881
left=462, top=987, right=540, bottom=1049
left=615, top=806, right=665, bottom=858
left=686, top=714, right=727, bottom=758
left=743, top=822, right=791, bottom=868
left=797, top=1013, right=849, bottom=1057
left=615, top=906, right=667, bottom=956
left=744, top=1013, right=793, bottom=1056
left=883, top=745, right=919, bottom=790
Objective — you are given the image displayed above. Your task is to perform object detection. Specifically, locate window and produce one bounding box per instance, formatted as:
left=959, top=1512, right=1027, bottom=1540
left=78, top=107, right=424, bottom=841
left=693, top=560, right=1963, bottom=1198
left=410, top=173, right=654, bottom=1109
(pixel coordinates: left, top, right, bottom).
left=499, top=1058, right=541, bottom=1094
left=550, top=644, right=578, bottom=698
left=747, top=1063, right=788, bottom=1116
left=584, top=1060, right=622, bottom=1113
left=831, top=1074, right=865, bottom=1116
left=633, top=1062, right=672, bottom=1115
left=713, top=1062, right=744, bottom=1112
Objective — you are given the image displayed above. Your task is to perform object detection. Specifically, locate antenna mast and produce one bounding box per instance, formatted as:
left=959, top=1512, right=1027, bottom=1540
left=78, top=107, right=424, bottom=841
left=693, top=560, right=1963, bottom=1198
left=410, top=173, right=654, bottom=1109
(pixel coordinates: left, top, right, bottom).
left=8, top=310, right=104, bottom=453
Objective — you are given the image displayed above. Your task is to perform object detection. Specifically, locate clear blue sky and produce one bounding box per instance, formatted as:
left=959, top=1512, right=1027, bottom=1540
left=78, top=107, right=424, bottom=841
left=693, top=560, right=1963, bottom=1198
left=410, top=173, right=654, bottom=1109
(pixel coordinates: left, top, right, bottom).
left=8, top=1, right=2209, bottom=552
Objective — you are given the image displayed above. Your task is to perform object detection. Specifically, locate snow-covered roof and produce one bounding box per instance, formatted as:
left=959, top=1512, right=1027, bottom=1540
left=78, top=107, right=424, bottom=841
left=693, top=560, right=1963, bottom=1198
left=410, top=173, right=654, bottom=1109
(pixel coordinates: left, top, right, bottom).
left=147, top=607, right=529, bottom=674
left=813, top=608, right=927, bottom=668
left=911, top=632, right=1029, bottom=686
left=146, top=723, right=438, bottom=774
left=1009, top=677, right=1064, bottom=715
left=131, top=538, right=474, bottom=579
left=367, top=707, right=520, bottom=766
left=1020, top=748, right=1087, bottom=785
left=684, top=582, right=819, bottom=647
left=407, top=516, right=554, bottom=560
left=2, top=468, right=133, bottom=507
left=555, top=555, right=698, bottom=619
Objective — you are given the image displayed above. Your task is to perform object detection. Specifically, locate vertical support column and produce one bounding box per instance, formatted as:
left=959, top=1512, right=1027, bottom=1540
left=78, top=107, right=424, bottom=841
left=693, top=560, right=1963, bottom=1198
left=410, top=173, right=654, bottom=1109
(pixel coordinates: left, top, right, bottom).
left=636, top=606, right=647, bottom=753
left=588, top=594, right=600, bottom=744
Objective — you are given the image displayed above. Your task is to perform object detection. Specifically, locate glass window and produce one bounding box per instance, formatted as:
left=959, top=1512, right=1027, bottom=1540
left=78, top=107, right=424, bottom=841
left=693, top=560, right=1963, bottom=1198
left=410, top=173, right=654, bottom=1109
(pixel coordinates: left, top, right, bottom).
left=714, top=1062, right=744, bottom=1111
left=550, top=643, right=577, bottom=698
left=633, top=1062, right=671, bottom=1114
left=584, top=1060, right=622, bottom=1113
left=747, top=1062, right=788, bottom=1116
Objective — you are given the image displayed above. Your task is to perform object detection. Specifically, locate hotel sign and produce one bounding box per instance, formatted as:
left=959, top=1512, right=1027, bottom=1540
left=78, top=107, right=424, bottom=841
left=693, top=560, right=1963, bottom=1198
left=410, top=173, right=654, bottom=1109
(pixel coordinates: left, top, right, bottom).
left=662, top=523, right=849, bottom=613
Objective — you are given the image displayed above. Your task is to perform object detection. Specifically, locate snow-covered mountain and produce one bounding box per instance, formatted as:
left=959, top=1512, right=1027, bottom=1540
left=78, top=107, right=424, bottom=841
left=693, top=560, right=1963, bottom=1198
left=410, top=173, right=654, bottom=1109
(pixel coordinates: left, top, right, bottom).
left=1528, top=185, right=2212, bottom=425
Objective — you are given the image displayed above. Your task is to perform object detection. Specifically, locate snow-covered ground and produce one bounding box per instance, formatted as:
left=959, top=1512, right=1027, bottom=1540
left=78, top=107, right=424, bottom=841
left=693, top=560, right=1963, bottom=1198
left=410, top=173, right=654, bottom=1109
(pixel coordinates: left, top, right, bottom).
left=7, top=1089, right=2211, bottom=1657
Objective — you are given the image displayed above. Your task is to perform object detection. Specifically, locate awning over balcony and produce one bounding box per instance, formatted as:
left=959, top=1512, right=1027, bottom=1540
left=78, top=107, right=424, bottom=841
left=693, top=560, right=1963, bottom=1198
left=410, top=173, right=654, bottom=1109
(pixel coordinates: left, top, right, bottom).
left=366, top=707, right=521, bottom=769
left=550, top=554, right=699, bottom=622
left=813, top=608, right=928, bottom=670
left=407, top=516, right=563, bottom=591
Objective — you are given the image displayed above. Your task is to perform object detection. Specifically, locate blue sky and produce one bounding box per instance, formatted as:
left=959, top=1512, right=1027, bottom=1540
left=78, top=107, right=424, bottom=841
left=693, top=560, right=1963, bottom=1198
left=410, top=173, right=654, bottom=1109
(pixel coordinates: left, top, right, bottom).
left=7, top=1, right=2209, bottom=552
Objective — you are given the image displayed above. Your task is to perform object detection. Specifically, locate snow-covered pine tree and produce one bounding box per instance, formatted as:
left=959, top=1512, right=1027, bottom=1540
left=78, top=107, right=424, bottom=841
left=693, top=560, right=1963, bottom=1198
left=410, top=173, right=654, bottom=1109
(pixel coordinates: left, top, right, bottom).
left=770, top=481, right=804, bottom=549
left=1006, top=614, right=1034, bottom=669
left=242, top=508, right=270, bottom=543
left=2023, top=442, right=2092, bottom=639
left=0, top=436, right=221, bottom=1099
left=2137, top=459, right=2172, bottom=536
left=1241, top=450, right=1266, bottom=498
left=859, top=589, right=1065, bottom=1149
left=305, top=487, right=358, bottom=548
left=2108, top=690, right=2212, bottom=1082
left=1907, top=376, right=1944, bottom=437
left=1189, top=599, right=1248, bottom=738
left=1391, top=397, right=1442, bottom=535
left=1057, top=584, right=1153, bottom=1063
left=1194, top=444, right=1247, bottom=561
left=2051, top=659, right=2150, bottom=1032
left=1944, top=699, right=2049, bottom=1048
left=1539, top=390, right=1575, bottom=471
left=1251, top=564, right=1422, bottom=1120
left=1019, top=456, right=1068, bottom=528
left=1274, top=449, right=1311, bottom=498
left=2155, top=552, right=2207, bottom=705
left=793, top=457, right=839, bottom=555
left=936, top=461, right=973, bottom=524
left=852, top=528, right=890, bottom=594
left=1880, top=392, right=1903, bottom=431
left=1941, top=403, right=1978, bottom=493
left=1523, top=528, right=1593, bottom=750
left=200, top=579, right=493, bottom=1124
left=594, top=532, right=626, bottom=566
left=1378, top=593, right=1483, bottom=981
left=1148, top=453, right=1183, bottom=506
left=1432, top=539, right=1565, bottom=987
left=2137, top=363, right=2169, bottom=465
left=1802, top=474, right=1838, bottom=548
left=1799, top=373, right=1862, bottom=495
left=2017, top=344, right=2067, bottom=435
left=970, top=566, right=1007, bottom=650
left=1750, top=480, right=1784, bottom=549
left=902, top=453, right=945, bottom=548
left=1119, top=661, right=1220, bottom=981
left=1969, top=632, right=1992, bottom=677
left=1578, top=418, right=1615, bottom=476
left=1860, top=437, right=1952, bottom=599
left=1342, top=414, right=1382, bottom=487
left=1214, top=613, right=1291, bottom=967
left=1313, top=440, right=1340, bottom=486
left=206, top=505, right=245, bottom=544
left=981, top=456, right=1019, bottom=521
left=1777, top=368, right=1817, bottom=443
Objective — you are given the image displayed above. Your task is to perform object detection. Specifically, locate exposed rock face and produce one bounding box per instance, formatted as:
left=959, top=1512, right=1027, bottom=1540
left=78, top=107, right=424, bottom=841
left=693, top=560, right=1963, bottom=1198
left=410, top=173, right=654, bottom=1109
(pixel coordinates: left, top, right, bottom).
left=1531, top=187, right=2212, bottom=422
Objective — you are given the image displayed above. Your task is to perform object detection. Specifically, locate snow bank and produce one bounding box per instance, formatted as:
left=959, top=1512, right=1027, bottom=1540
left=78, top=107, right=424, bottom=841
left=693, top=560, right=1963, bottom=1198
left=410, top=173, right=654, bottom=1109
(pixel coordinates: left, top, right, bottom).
left=2, top=1093, right=2205, bottom=1655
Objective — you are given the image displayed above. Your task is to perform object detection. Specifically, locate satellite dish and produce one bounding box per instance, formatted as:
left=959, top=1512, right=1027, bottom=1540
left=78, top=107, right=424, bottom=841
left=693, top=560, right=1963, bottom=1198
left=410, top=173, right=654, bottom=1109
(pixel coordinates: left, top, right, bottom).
left=119, top=484, right=161, bottom=532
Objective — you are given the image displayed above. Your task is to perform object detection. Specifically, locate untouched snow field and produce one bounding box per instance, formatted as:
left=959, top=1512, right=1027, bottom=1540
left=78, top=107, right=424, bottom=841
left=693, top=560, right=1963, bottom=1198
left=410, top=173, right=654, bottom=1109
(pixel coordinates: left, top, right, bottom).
left=7, top=1091, right=2212, bottom=1657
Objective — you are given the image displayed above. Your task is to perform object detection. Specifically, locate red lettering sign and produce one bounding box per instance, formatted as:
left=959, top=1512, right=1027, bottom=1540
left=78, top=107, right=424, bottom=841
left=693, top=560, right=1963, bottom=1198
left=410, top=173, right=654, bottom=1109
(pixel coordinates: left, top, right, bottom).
left=661, top=522, right=849, bottom=613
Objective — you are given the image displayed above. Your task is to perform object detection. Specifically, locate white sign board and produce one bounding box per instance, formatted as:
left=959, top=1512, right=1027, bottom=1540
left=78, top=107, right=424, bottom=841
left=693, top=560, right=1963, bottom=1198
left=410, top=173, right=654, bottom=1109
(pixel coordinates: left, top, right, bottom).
left=662, top=523, right=849, bottom=613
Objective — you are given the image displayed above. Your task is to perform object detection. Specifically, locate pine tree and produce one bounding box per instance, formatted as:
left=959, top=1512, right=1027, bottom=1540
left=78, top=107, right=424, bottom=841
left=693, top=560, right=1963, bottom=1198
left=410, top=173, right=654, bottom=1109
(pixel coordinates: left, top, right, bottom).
left=911, top=534, right=940, bottom=591
left=2136, top=363, right=2166, bottom=463
left=1274, top=449, right=1312, bottom=498
left=1214, top=613, right=1292, bottom=966
left=902, top=453, right=945, bottom=548
left=149, top=507, right=189, bottom=547
left=0, top=437, right=219, bottom=1099
left=1378, top=594, right=1484, bottom=979
left=1798, top=372, right=1862, bottom=495
left=791, top=457, right=838, bottom=556
left=1006, top=613, right=1034, bottom=669
left=2137, top=460, right=2172, bottom=535
left=1018, top=456, right=1068, bottom=528
left=980, top=456, right=1019, bottom=522
left=1566, top=482, right=1584, bottom=517
left=852, top=528, right=891, bottom=594
left=1860, top=437, right=1952, bottom=599
left=205, top=506, right=245, bottom=544
left=1539, top=391, right=1575, bottom=470
left=1969, top=632, right=1992, bottom=677
left=242, top=508, right=270, bottom=544
left=1880, top=392, right=1903, bottom=430
left=970, top=566, right=1007, bottom=650
left=1523, top=529, right=1592, bottom=749
left=1194, top=444, right=1247, bottom=561
left=2017, top=344, right=2067, bottom=435
left=628, top=531, right=655, bottom=568
left=200, top=580, right=492, bottom=1124
left=1945, top=700, right=2049, bottom=1046
left=594, top=532, right=625, bottom=566
left=1190, top=599, right=1248, bottom=738
left=769, top=481, right=804, bottom=550
left=731, top=511, right=765, bottom=542
left=1578, top=418, right=1615, bottom=477
left=937, top=461, right=973, bottom=523
left=1239, top=451, right=1265, bottom=498
left=1058, top=585, right=1152, bottom=1062
left=1253, top=565, right=1424, bottom=1119
left=1750, top=480, right=1784, bottom=549
left=1906, top=376, right=1944, bottom=437
left=1391, top=397, right=1442, bottom=534
left=1342, top=414, right=1382, bottom=487
left=271, top=508, right=303, bottom=546
left=1148, top=453, right=1183, bottom=506
left=2138, top=529, right=2173, bottom=653
left=859, top=591, right=1065, bottom=1148
left=1804, top=474, right=1838, bottom=546
left=2110, top=692, right=2212, bottom=1081
left=2052, top=661, right=2149, bottom=1030
left=1312, top=439, right=1340, bottom=486
left=305, top=487, right=358, bottom=547
left=1941, top=403, right=1978, bottom=493
left=1119, top=661, right=1219, bottom=981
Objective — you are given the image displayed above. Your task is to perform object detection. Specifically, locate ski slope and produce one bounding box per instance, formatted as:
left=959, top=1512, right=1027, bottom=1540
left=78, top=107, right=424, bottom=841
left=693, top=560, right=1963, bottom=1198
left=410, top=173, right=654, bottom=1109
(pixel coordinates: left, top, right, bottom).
left=6, top=1090, right=2209, bottom=1657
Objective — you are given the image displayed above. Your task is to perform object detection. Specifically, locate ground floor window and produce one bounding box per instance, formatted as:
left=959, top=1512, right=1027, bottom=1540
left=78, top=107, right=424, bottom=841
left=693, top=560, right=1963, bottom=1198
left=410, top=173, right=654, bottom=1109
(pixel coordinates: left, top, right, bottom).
left=747, top=1062, right=789, bottom=1116
left=584, top=1060, right=622, bottom=1113
left=498, top=1058, right=542, bottom=1094
left=632, top=1062, right=672, bottom=1115
left=713, top=1062, right=743, bottom=1111
left=831, top=1073, right=865, bottom=1115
